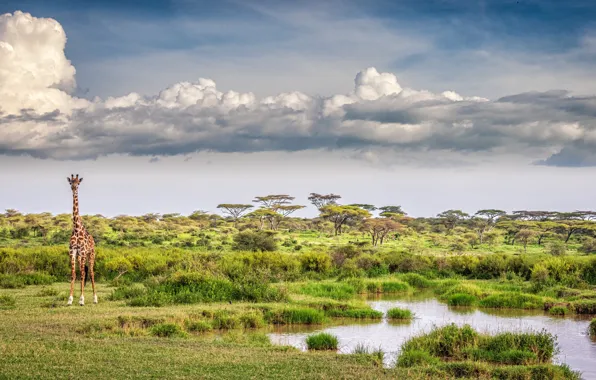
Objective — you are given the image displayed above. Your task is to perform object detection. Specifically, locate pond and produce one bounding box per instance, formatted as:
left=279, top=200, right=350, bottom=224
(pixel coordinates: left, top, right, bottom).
left=267, top=293, right=596, bottom=378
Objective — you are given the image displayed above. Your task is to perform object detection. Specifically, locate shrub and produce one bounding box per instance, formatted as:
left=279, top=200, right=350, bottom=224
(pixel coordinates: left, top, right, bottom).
left=386, top=307, right=413, bottom=320
left=448, top=293, right=477, bottom=307
left=305, top=333, right=338, bottom=350
left=547, top=241, right=566, bottom=256
left=149, top=323, right=186, bottom=338
left=36, top=287, right=59, bottom=297
left=232, top=231, right=277, bottom=252
left=299, top=251, right=332, bottom=274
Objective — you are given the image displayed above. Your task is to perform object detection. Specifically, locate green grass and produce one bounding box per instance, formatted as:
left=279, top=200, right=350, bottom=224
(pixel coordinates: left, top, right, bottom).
left=305, top=333, right=339, bottom=350
left=478, top=293, right=546, bottom=309
left=394, top=324, right=578, bottom=378
left=548, top=306, right=569, bottom=316
left=447, top=293, right=478, bottom=307
left=386, top=307, right=413, bottom=320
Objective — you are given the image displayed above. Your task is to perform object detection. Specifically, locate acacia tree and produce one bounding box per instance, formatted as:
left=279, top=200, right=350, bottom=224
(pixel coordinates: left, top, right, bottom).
left=515, top=229, right=536, bottom=252
left=349, top=204, right=377, bottom=212
left=319, top=205, right=371, bottom=235
left=308, top=193, right=341, bottom=210
left=251, top=195, right=305, bottom=230
left=437, top=210, right=469, bottom=232
left=473, top=209, right=506, bottom=243
left=378, top=206, right=406, bottom=217
left=361, top=218, right=401, bottom=246
left=247, top=208, right=278, bottom=230
left=216, top=204, right=254, bottom=227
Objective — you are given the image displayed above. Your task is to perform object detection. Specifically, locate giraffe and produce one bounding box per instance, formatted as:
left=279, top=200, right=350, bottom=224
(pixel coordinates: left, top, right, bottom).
left=66, top=174, right=97, bottom=306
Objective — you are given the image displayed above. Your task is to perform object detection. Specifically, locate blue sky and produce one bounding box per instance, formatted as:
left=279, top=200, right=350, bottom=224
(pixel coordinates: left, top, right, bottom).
left=2, top=1, right=596, bottom=217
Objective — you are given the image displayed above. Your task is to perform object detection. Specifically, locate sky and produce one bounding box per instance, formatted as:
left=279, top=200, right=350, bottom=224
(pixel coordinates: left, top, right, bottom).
left=1, top=0, right=596, bottom=218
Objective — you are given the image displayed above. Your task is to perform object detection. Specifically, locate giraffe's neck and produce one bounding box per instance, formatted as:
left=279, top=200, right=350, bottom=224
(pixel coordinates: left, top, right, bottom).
left=72, top=190, right=83, bottom=231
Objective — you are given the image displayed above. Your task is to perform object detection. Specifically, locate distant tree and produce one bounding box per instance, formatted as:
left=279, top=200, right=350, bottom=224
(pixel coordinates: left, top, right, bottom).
left=319, top=205, right=371, bottom=235
left=437, top=210, right=469, bottom=232
left=4, top=209, right=21, bottom=218
left=378, top=206, right=406, bottom=217
left=574, top=211, right=596, bottom=221
left=252, top=195, right=294, bottom=211
left=515, top=229, right=537, bottom=252
left=511, top=211, right=556, bottom=221
left=349, top=204, right=377, bottom=212
left=189, top=210, right=209, bottom=221
left=141, top=213, right=161, bottom=223
left=216, top=204, right=254, bottom=227
left=308, top=193, right=341, bottom=210
left=361, top=218, right=401, bottom=246
left=473, top=209, right=506, bottom=243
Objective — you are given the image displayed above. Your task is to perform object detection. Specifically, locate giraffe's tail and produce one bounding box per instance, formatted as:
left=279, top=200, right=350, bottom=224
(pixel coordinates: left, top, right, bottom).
left=84, top=264, right=89, bottom=284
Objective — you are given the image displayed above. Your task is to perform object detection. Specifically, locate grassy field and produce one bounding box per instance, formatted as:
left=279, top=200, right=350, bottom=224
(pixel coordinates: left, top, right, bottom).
left=2, top=209, right=596, bottom=378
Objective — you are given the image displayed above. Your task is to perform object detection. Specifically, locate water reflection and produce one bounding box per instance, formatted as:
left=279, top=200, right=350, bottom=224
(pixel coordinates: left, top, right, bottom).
left=268, top=296, right=596, bottom=378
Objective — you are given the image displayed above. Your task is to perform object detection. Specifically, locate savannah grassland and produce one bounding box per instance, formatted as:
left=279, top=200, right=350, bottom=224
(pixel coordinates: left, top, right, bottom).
left=1, top=204, right=596, bottom=379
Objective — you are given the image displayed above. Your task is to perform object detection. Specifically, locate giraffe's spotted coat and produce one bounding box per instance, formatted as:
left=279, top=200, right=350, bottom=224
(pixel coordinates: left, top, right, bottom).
left=67, top=174, right=97, bottom=306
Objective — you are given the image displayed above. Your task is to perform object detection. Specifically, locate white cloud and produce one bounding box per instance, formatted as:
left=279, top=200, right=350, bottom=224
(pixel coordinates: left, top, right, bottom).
left=2, top=10, right=596, bottom=167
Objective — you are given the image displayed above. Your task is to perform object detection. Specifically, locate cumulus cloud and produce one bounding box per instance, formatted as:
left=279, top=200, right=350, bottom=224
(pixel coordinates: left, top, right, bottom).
left=2, top=11, right=596, bottom=166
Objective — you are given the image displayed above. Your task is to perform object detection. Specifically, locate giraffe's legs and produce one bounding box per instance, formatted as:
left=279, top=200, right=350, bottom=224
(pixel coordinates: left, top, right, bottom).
left=79, top=257, right=86, bottom=306
left=89, top=250, right=97, bottom=304
left=67, top=252, right=76, bottom=305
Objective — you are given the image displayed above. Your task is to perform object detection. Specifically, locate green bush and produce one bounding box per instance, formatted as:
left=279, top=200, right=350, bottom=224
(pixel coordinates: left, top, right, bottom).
left=299, top=251, right=332, bottom=274
left=305, top=333, right=338, bottom=350
left=184, top=319, right=212, bottom=333
left=547, top=241, right=567, bottom=256
left=386, top=307, right=413, bottom=320
left=232, top=231, right=277, bottom=252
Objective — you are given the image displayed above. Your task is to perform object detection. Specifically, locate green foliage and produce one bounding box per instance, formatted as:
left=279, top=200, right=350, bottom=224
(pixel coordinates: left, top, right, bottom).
left=232, top=230, right=277, bottom=252
left=305, top=332, right=339, bottom=350
left=548, top=241, right=567, bottom=256
left=299, top=251, right=332, bottom=274
left=296, top=282, right=356, bottom=300
left=572, top=300, right=596, bottom=314
left=386, top=307, right=413, bottom=320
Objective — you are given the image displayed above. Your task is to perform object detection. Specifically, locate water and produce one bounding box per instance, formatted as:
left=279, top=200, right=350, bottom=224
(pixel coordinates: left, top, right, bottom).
left=267, top=294, right=596, bottom=378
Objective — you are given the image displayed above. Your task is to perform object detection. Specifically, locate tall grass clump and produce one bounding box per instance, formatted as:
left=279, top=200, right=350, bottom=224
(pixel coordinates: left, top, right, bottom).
left=296, top=282, right=356, bottom=300
left=379, top=280, right=410, bottom=293
left=448, top=293, right=478, bottom=307
left=0, top=293, right=16, bottom=308
left=548, top=306, right=568, bottom=316
left=572, top=300, right=596, bottom=314
left=305, top=332, right=338, bottom=350
left=149, top=323, right=186, bottom=338
left=589, top=319, right=596, bottom=337
left=400, top=273, right=433, bottom=288
left=397, top=324, right=558, bottom=368
left=386, top=307, right=414, bottom=320
left=478, top=292, right=545, bottom=309
left=264, top=307, right=325, bottom=325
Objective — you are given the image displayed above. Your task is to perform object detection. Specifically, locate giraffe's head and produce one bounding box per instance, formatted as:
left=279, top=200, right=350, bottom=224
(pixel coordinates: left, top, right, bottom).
left=67, top=174, right=83, bottom=192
